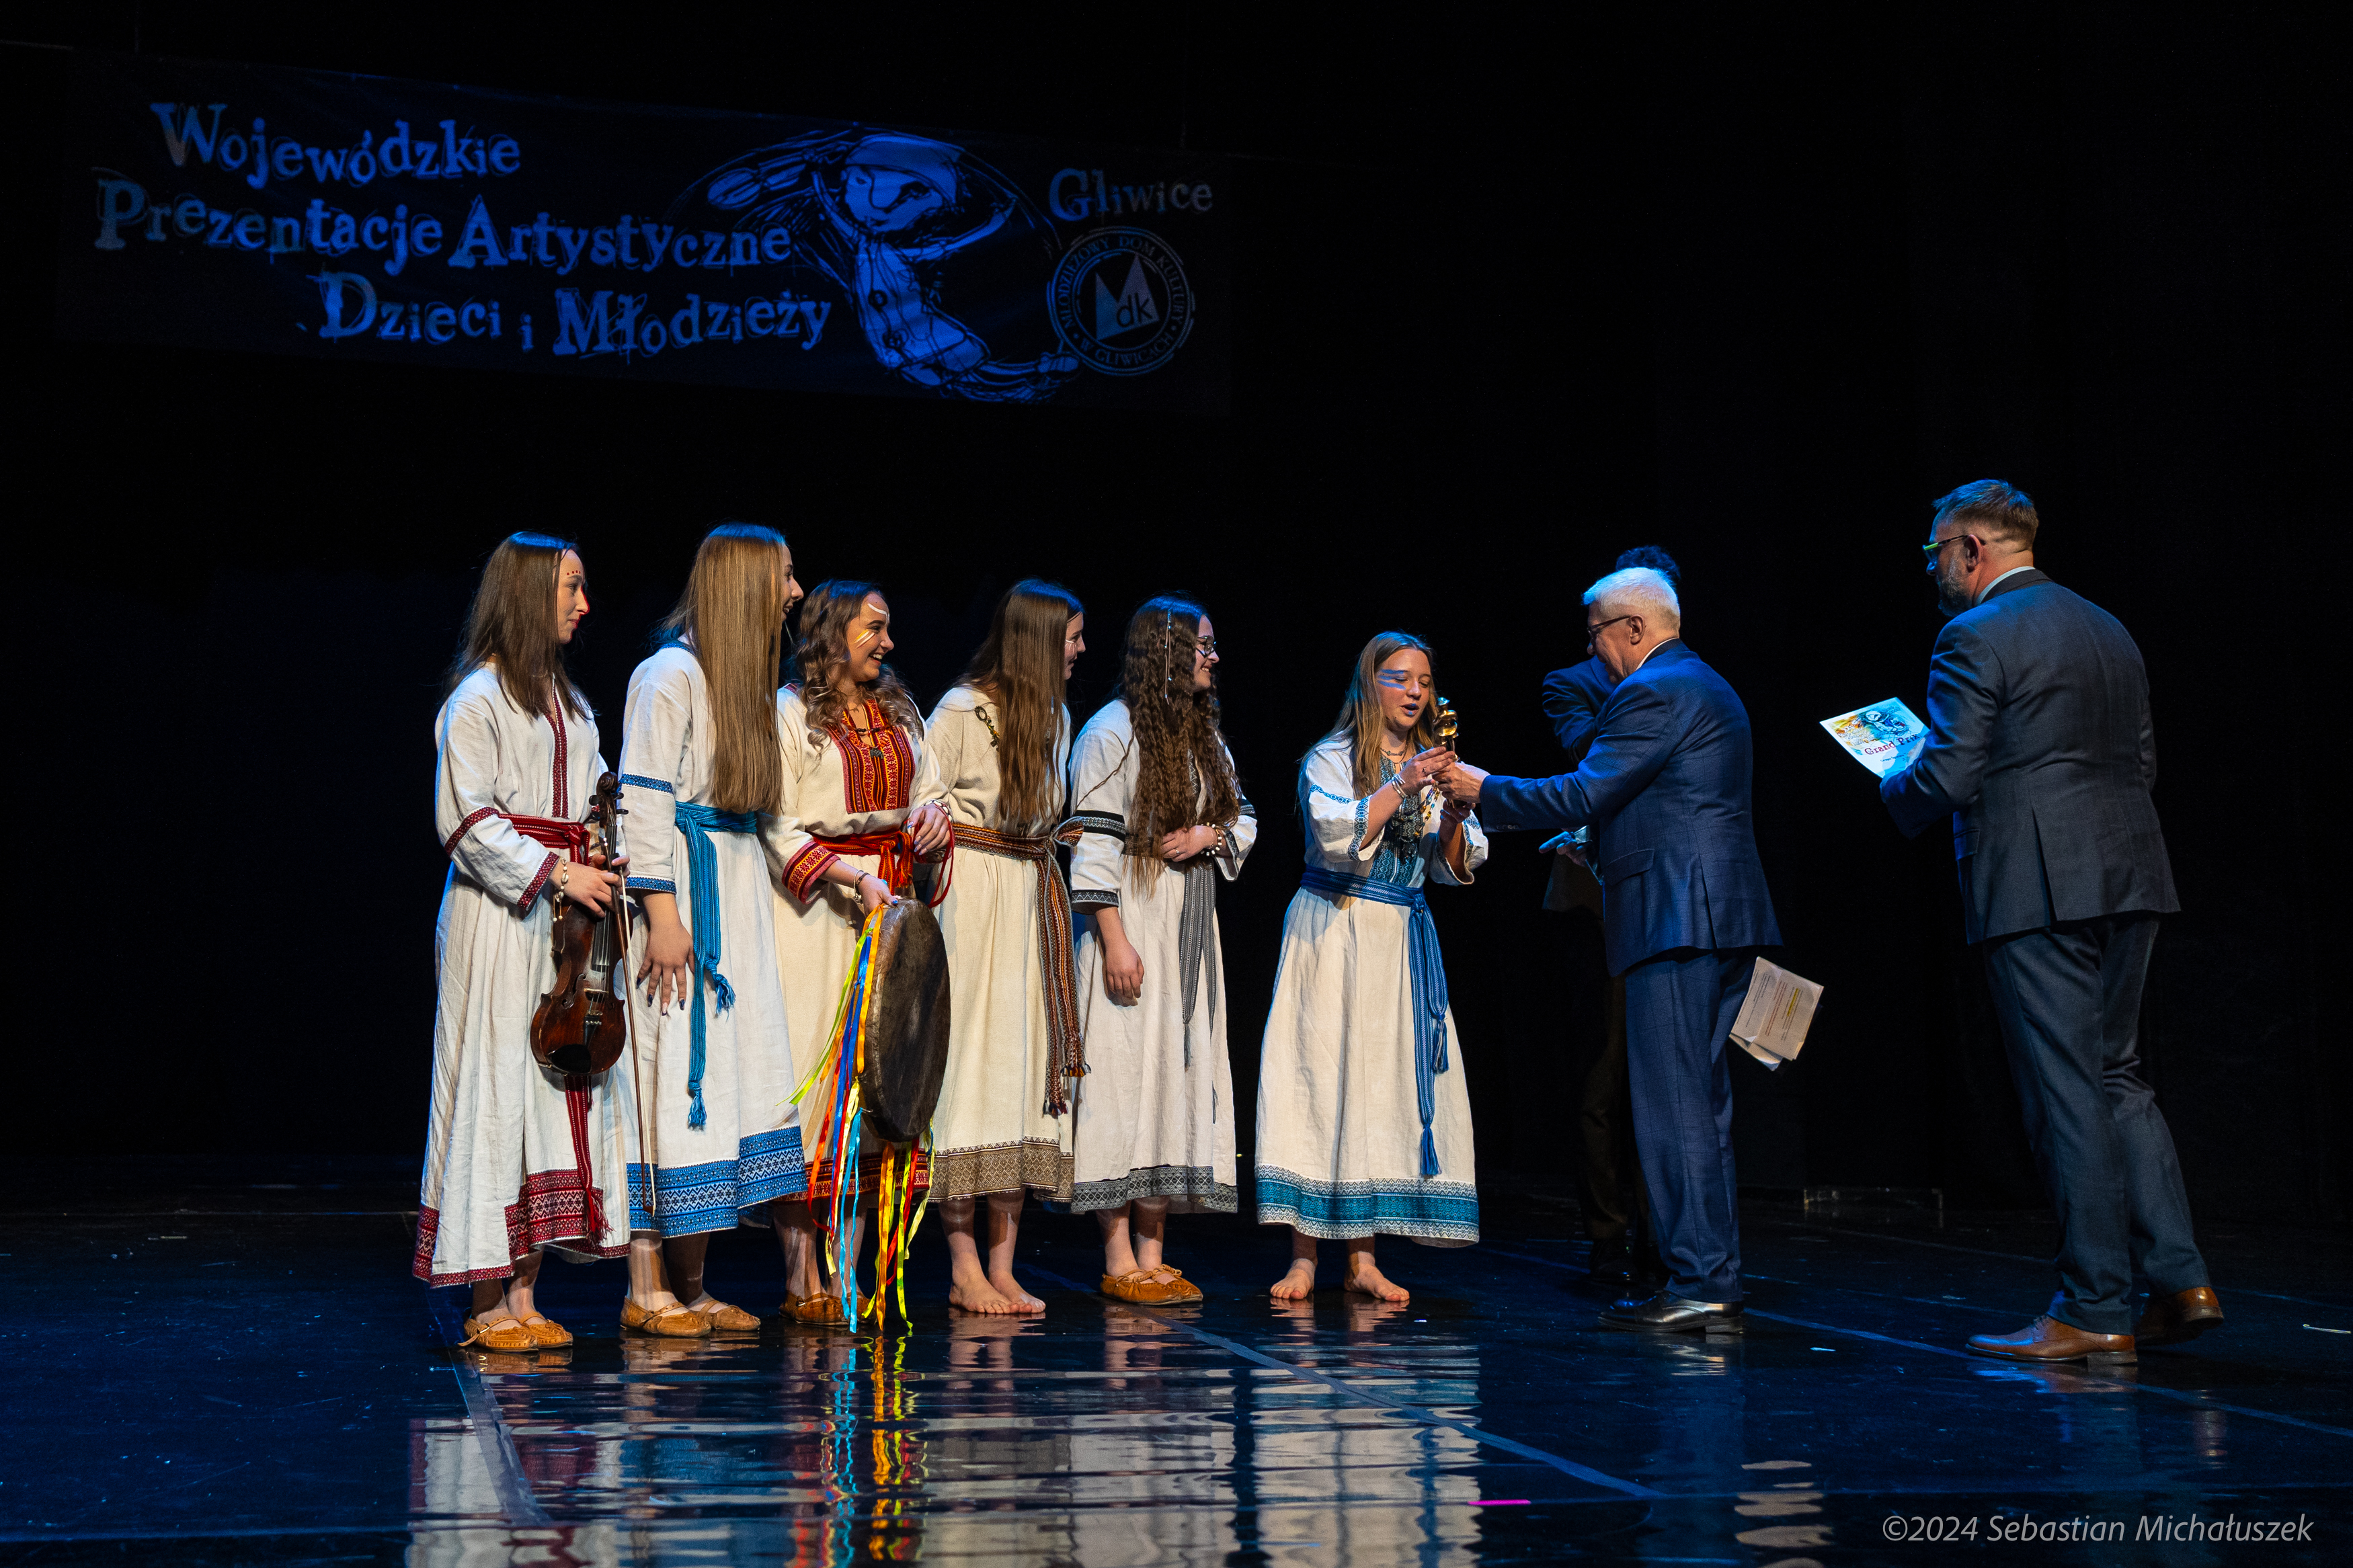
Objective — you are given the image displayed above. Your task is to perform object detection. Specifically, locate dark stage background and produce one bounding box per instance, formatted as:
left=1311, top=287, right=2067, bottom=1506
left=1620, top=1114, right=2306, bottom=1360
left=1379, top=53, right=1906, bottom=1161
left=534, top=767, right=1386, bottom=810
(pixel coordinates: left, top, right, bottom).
left=7, top=7, right=2340, bottom=1223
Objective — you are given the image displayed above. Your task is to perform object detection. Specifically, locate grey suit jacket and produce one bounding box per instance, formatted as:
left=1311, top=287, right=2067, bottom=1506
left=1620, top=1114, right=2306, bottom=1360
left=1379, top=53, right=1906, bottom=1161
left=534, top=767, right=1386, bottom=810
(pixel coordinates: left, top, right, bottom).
left=1880, top=569, right=2179, bottom=942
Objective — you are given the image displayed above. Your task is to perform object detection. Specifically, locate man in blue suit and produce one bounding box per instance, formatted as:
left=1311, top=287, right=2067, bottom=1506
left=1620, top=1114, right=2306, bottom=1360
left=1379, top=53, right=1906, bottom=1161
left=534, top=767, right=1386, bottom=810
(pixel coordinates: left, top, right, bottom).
left=1883, top=480, right=2215, bottom=1365
left=1540, top=546, right=1684, bottom=1291
left=1444, top=566, right=1779, bottom=1331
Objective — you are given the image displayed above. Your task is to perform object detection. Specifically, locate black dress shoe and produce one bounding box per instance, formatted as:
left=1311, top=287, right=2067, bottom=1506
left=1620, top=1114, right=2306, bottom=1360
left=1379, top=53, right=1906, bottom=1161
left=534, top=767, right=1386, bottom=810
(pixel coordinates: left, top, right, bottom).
left=1599, top=1290, right=1745, bottom=1333
left=1586, top=1239, right=1634, bottom=1288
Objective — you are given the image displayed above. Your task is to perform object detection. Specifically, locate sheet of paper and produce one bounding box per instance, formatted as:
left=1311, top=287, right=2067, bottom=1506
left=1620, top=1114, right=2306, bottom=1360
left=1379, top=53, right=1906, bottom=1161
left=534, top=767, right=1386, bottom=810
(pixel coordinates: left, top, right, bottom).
left=1819, top=698, right=1927, bottom=778
left=1728, top=957, right=1823, bottom=1071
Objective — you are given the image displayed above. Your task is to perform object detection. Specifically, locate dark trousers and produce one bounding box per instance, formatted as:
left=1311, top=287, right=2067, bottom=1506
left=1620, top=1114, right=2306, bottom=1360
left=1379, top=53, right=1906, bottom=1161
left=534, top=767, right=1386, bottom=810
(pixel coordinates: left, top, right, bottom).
left=1980, top=914, right=2206, bottom=1333
left=1576, top=975, right=1657, bottom=1260
left=1622, top=946, right=1757, bottom=1303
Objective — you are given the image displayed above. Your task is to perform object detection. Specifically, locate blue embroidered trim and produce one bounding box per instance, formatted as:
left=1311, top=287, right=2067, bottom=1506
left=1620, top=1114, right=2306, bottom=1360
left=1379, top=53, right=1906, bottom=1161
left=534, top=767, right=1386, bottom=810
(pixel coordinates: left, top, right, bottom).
left=626, top=1128, right=807, bottom=1237
left=621, top=774, right=674, bottom=794
left=1071, top=810, right=1127, bottom=838
left=1254, top=1166, right=1478, bottom=1242
left=1350, top=794, right=1370, bottom=856
left=625, top=876, right=677, bottom=893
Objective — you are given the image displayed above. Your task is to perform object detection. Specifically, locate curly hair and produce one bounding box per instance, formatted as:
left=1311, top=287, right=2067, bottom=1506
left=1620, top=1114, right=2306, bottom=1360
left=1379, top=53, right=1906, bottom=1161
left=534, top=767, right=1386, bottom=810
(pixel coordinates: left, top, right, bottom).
left=791, top=579, right=923, bottom=743
left=1115, top=595, right=1239, bottom=878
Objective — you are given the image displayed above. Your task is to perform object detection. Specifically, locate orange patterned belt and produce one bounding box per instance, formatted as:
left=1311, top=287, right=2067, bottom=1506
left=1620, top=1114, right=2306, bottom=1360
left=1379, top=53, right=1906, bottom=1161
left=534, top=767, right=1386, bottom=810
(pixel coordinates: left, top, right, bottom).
left=811, top=828, right=951, bottom=907
left=951, top=821, right=1087, bottom=1114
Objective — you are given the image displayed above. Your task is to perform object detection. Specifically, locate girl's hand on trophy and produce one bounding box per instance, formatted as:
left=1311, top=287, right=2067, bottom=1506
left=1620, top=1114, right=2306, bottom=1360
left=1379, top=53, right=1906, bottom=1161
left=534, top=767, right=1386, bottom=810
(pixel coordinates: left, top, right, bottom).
left=1160, top=825, right=1215, bottom=862
left=906, top=801, right=953, bottom=856
left=1399, top=747, right=1455, bottom=791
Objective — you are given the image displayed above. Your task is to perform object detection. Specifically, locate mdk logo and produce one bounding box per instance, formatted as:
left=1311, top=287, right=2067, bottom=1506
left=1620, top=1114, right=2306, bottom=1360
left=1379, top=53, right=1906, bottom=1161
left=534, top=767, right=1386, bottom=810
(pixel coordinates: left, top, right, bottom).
left=1049, top=227, right=1194, bottom=376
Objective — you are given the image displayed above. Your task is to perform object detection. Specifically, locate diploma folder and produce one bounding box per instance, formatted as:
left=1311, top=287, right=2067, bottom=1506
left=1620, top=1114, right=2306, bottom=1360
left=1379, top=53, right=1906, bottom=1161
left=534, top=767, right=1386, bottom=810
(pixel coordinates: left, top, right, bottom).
left=1729, top=958, right=1823, bottom=1071
left=1820, top=698, right=1927, bottom=778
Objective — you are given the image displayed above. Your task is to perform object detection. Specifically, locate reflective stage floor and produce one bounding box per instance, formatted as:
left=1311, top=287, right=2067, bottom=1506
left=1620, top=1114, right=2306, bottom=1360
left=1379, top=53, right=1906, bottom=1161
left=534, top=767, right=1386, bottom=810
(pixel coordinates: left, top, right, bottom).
left=4, top=1162, right=2348, bottom=1565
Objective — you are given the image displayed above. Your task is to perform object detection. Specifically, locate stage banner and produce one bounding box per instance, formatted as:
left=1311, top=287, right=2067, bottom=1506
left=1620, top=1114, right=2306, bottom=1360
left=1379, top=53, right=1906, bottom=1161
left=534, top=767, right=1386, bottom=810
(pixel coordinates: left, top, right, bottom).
left=56, top=52, right=1227, bottom=411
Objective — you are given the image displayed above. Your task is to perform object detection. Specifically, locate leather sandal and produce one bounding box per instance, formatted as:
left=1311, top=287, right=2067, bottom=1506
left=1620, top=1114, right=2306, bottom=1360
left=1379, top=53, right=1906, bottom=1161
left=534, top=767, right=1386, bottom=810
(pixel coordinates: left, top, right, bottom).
left=1145, top=1265, right=1204, bottom=1304
left=517, top=1313, right=573, bottom=1348
left=461, top=1313, right=540, bottom=1352
left=781, top=1291, right=848, bottom=1326
left=1101, top=1269, right=1176, bottom=1305
left=686, top=1298, right=762, bottom=1331
left=620, top=1297, right=713, bottom=1337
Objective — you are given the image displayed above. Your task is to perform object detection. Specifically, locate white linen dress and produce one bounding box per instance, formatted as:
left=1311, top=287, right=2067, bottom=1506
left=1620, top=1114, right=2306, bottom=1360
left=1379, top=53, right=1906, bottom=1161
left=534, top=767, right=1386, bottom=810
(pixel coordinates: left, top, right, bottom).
left=415, top=667, right=633, bottom=1284
left=611, top=644, right=804, bottom=1237
left=924, top=685, right=1077, bottom=1200
left=1254, top=737, right=1488, bottom=1244
left=760, top=685, right=946, bottom=1201
left=1066, top=699, right=1258, bottom=1213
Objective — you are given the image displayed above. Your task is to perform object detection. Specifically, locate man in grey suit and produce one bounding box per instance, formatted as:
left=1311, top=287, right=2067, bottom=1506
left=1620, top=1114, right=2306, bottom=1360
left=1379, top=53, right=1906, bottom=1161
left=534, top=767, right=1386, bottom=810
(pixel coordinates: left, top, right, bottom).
left=1883, top=479, right=2219, bottom=1364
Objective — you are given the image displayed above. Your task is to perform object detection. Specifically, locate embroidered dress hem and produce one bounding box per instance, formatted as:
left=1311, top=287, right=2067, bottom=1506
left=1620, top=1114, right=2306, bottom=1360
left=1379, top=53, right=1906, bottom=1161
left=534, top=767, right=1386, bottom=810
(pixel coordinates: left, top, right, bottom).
left=796, top=1147, right=932, bottom=1208
left=929, top=1139, right=1075, bottom=1202
left=1254, top=1166, right=1480, bottom=1245
left=625, top=1128, right=807, bottom=1238
left=1066, top=1165, right=1237, bottom=1214
left=411, top=1167, right=633, bottom=1286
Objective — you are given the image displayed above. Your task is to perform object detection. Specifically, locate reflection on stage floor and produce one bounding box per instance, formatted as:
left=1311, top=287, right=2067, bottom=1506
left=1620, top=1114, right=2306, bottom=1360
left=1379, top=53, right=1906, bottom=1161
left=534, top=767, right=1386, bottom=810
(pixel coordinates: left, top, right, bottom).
left=4, top=1163, right=2347, bottom=1564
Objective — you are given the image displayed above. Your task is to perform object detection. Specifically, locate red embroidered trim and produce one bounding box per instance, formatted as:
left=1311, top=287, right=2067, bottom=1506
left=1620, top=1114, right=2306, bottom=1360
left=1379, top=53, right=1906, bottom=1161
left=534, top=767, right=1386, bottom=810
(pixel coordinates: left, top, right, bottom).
left=783, top=841, right=841, bottom=903
left=444, top=805, right=500, bottom=857
left=410, top=1186, right=629, bottom=1286
left=549, top=700, right=571, bottom=819
left=800, top=1147, right=930, bottom=1204
left=828, top=702, right=914, bottom=815
left=518, top=851, right=557, bottom=911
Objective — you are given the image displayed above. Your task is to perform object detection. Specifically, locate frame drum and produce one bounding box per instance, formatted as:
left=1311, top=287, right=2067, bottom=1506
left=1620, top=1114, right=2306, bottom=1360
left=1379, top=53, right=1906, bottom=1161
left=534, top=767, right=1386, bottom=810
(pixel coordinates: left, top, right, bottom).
left=856, top=901, right=951, bottom=1145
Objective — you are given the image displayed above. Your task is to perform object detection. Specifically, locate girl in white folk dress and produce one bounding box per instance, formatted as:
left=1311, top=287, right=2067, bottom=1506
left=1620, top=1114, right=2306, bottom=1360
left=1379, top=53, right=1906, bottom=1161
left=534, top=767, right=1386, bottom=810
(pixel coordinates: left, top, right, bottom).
left=612, top=524, right=807, bottom=1337
left=926, top=581, right=1088, bottom=1314
left=1070, top=596, right=1257, bottom=1305
left=1257, top=632, right=1486, bottom=1305
left=762, top=581, right=953, bottom=1324
left=419, top=534, right=632, bottom=1351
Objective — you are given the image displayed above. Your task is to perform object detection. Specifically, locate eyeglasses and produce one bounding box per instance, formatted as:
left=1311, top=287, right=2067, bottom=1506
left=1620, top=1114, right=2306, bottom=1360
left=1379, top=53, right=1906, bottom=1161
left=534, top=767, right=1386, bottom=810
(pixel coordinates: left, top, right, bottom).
left=1921, top=533, right=1977, bottom=562
left=1195, top=638, right=1218, bottom=659
left=1585, top=614, right=1634, bottom=645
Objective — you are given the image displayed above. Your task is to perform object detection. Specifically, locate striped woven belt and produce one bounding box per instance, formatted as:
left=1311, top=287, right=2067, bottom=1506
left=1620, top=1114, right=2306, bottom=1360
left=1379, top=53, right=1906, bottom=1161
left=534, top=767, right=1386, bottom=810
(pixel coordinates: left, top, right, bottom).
left=953, top=821, right=1088, bottom=1114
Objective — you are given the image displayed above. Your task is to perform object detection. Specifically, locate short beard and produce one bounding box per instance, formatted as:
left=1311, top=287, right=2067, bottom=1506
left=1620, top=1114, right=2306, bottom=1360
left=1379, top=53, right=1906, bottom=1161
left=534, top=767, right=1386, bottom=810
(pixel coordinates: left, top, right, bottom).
left=1934, top=561, right=1974, bottom=618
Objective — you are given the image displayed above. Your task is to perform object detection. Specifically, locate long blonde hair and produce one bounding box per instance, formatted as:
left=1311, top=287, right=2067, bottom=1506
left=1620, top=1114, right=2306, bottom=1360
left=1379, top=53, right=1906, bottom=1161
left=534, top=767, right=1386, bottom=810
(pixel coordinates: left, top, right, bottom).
left=793, top=580, right=924, bottom=740
left=958, top=579, right=1082, bottom=833
left=1322, top=630, right=1436, bottom=794
left=653, top=523, right=791, bottom=815
left=445, top=532, right=590, bottom=722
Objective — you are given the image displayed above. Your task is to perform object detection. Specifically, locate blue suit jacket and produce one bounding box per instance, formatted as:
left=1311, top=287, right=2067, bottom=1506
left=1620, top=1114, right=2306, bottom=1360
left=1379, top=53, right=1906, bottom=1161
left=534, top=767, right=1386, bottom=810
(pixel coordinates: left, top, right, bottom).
left=1880, top=569, right=2178, bottom=943
left=1482, top=641, right=1781, bottom=975
left=1541, top=656, right=1614, bottom=762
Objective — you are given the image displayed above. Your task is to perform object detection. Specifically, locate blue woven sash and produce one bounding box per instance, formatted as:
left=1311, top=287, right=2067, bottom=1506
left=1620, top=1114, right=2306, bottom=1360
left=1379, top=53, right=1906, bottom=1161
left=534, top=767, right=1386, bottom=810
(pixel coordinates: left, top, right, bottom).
left=672, top=800, right=758, bottom=1129
left=1299, top=867, right=1451, bottom=1177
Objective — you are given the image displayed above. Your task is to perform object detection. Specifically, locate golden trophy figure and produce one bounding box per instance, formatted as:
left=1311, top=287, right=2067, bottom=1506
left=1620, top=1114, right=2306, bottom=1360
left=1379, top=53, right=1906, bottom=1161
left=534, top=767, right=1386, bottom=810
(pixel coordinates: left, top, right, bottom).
left=1432, top=696, right=1460, bottom=755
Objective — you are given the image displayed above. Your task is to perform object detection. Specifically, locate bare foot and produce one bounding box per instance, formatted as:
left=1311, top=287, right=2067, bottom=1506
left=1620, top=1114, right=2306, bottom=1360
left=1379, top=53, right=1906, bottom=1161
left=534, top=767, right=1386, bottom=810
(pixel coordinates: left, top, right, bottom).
left=948, top=1270, right=1025, bottom=1315
left=1343, top=1261, right=1409, bottom=1303
left=1271, top=1260, right=1317, bottom=1301
left=990, top=1271, right=1046, bottom=1314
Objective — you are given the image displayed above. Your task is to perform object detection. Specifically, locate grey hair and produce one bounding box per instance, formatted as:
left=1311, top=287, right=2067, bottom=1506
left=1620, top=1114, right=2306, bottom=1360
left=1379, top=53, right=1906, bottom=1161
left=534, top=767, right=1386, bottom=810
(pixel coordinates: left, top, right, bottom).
left=1583, top=566, right=1681, bottom=631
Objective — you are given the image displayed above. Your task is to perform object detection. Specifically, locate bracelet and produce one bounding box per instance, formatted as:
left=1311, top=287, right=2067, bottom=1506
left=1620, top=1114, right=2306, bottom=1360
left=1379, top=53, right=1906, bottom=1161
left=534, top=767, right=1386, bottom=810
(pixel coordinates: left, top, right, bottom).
left=556, top=860, right=571, bottom=892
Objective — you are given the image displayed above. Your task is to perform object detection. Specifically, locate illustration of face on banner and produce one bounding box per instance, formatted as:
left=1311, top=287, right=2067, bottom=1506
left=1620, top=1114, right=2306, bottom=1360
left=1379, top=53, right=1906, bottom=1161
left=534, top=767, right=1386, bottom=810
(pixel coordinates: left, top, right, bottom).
left=56, top=53, right=1228, bottom=413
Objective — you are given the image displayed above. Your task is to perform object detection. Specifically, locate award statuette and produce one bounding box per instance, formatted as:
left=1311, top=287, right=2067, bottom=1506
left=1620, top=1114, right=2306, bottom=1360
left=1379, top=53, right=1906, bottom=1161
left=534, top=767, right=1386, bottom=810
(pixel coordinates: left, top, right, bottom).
left=1431, top=696, right=1460, bottom=753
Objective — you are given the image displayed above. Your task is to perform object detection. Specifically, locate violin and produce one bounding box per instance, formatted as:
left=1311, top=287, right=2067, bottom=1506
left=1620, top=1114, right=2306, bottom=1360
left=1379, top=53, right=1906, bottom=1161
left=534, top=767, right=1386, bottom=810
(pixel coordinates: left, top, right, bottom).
left=530, top=772, right=629, bottom=1075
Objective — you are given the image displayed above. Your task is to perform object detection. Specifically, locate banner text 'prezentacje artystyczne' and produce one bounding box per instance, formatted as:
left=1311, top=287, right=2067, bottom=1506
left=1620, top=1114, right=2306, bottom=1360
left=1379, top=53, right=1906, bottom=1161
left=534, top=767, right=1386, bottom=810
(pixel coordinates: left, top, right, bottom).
left=59, top=52, right=1228, bottom=411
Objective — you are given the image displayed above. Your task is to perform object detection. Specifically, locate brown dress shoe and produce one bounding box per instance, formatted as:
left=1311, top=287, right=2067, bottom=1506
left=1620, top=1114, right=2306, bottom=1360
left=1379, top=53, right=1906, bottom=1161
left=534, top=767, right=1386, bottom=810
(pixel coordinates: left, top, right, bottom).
left=1968, top=1314, right=2136, bottom=1365
left=2135, top=1286, right=2224, bottom=1348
